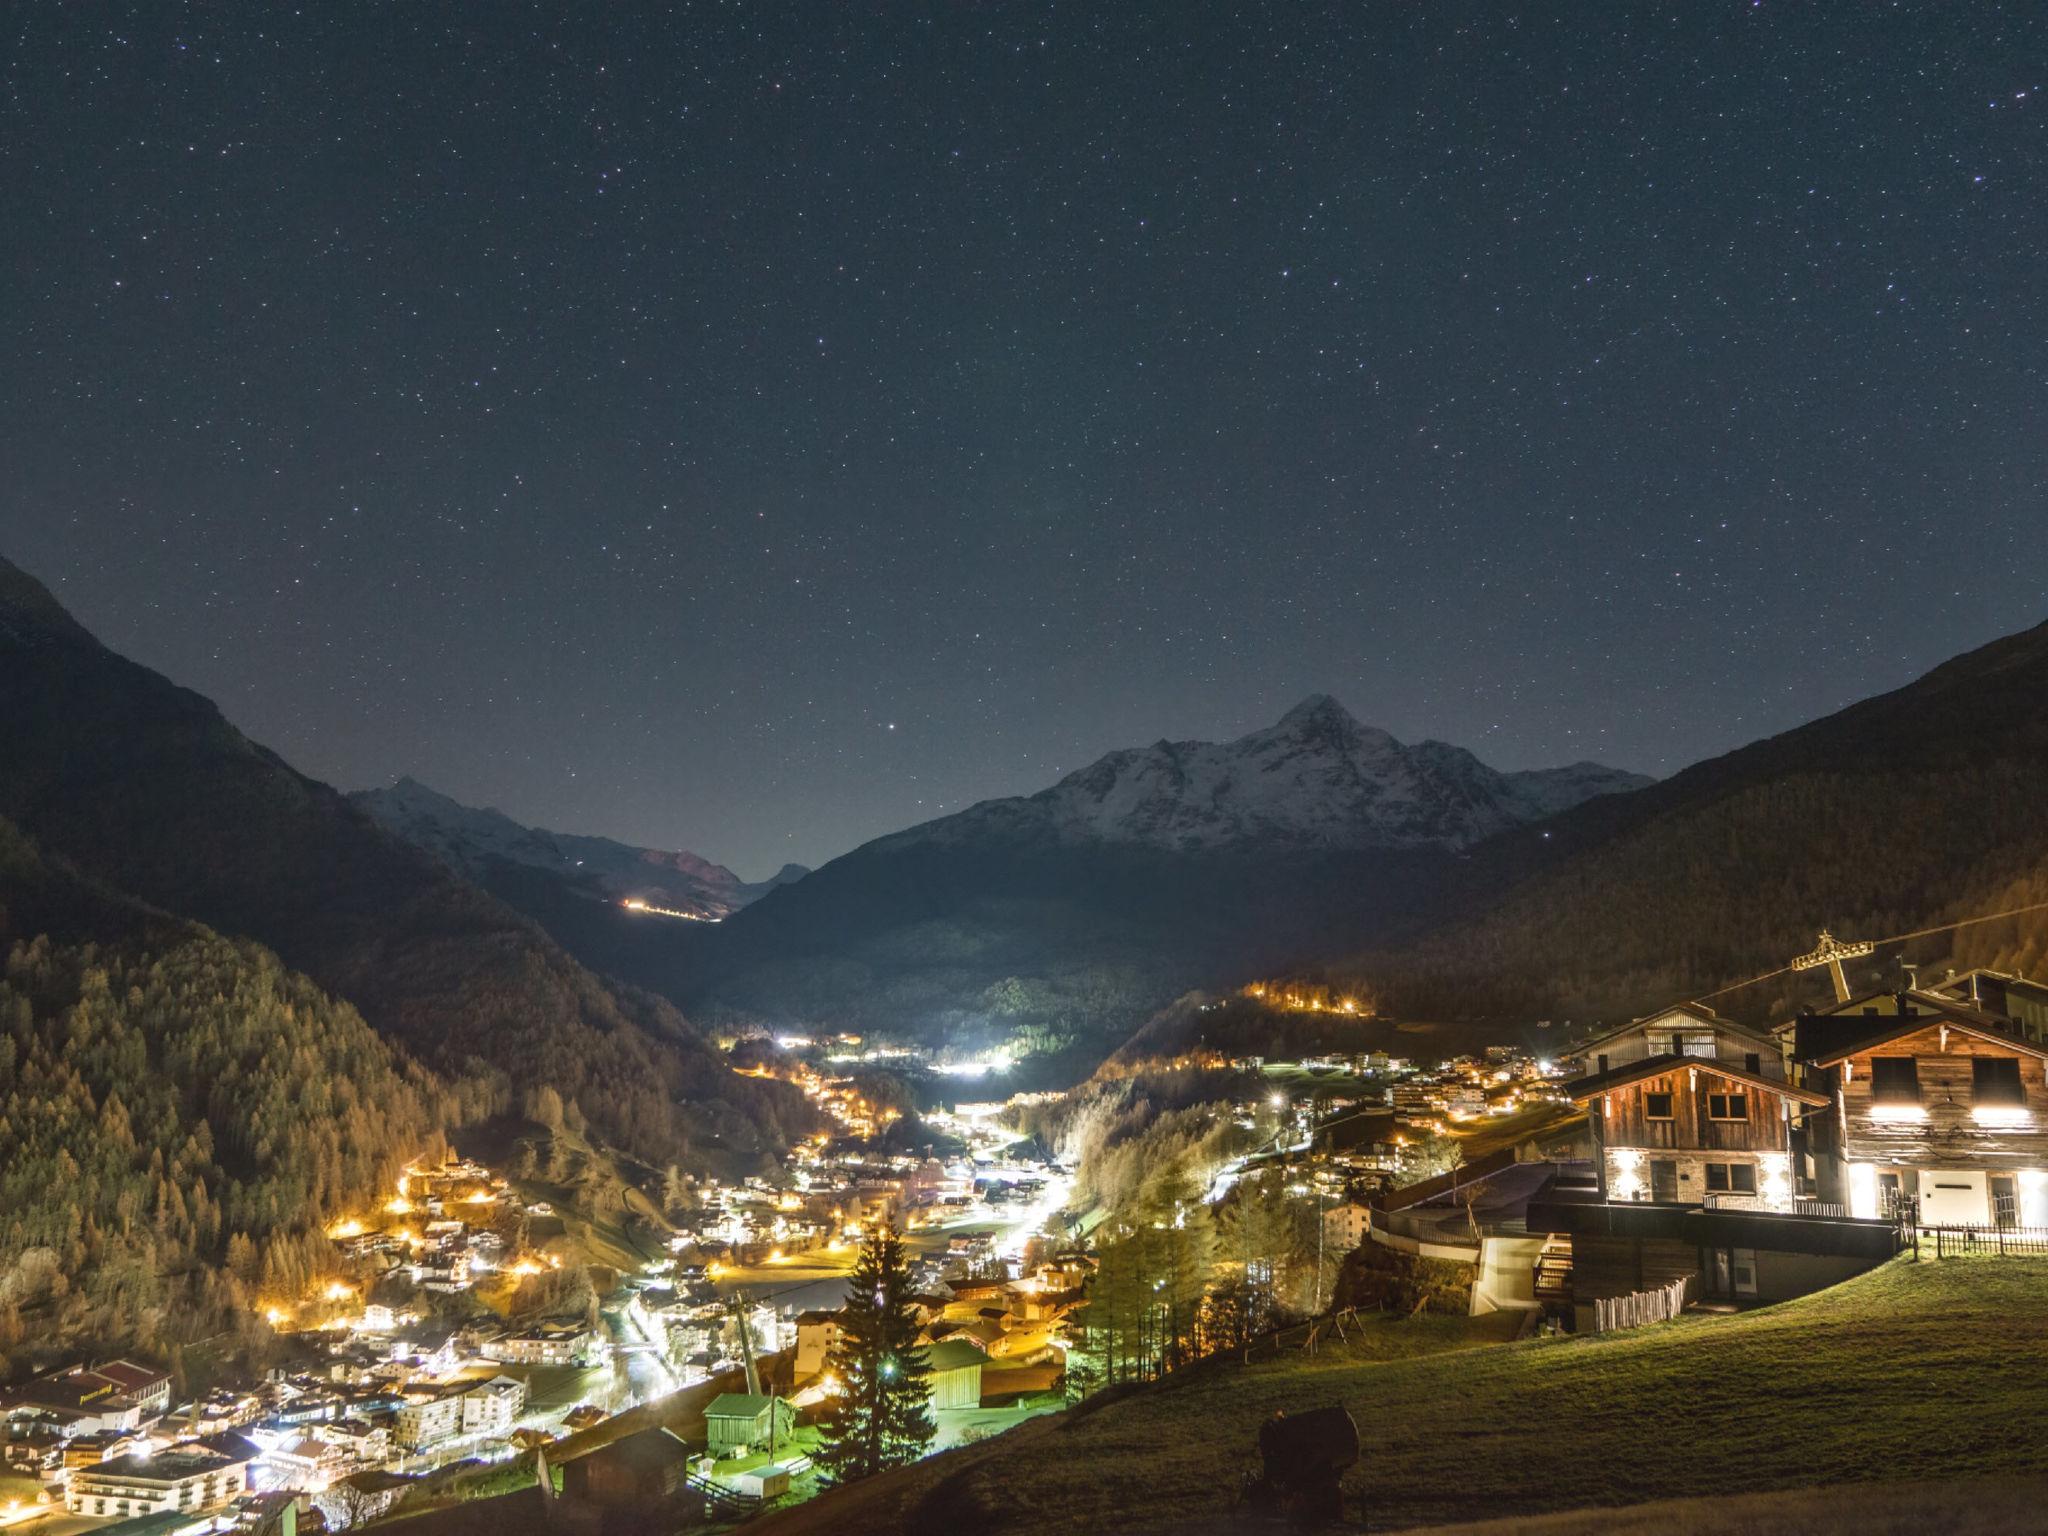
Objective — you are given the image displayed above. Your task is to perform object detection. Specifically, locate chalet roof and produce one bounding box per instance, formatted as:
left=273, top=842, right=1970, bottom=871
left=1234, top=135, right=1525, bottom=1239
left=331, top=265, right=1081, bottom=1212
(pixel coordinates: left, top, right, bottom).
left=794, top=1309, right=841, bottom=1326
left=1812, top=987, right=2011, bottom=1026
left=704, top=1393, right=778, bottom=1419
left=923, top=1340, right=986, bottom=1373
left=570, top=1425, right=691, bottom=1476
left=1564, top=1054, right=1828, bottom=1107
left=1570, top=1003, right=1774, bottom=1057
left=1798, top=999, right=2048, bottom=1067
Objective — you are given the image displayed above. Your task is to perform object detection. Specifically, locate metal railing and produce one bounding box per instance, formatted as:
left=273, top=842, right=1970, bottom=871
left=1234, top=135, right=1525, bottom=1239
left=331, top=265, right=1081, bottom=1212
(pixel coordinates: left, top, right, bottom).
left=1915, top=1224, right=2048, bottom=1259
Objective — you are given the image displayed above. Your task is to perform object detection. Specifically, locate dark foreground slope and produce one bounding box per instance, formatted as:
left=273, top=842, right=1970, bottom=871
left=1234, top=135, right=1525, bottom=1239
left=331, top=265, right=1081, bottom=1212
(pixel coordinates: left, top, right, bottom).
left=751, top=1257, right=2048, bottom=1535
left=1350, top=618, right=2048, bottom=1023
left=0, top=557, right=808, bottom=1167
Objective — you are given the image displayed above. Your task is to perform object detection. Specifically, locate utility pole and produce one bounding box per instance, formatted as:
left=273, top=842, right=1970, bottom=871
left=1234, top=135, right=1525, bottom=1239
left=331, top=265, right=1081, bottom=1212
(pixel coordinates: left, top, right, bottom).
left=728, top=1292, right=761, bottom=1396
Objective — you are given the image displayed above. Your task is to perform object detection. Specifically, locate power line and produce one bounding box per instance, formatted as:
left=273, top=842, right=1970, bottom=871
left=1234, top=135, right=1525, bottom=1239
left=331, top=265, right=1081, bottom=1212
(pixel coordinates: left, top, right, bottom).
left=1689, top=897, right=2048, bottom=1006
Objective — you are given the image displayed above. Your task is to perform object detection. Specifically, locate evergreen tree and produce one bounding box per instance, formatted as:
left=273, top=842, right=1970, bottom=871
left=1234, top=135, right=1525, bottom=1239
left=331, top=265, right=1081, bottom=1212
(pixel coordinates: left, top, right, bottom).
left=814, top=1229, right=934, bottom=1483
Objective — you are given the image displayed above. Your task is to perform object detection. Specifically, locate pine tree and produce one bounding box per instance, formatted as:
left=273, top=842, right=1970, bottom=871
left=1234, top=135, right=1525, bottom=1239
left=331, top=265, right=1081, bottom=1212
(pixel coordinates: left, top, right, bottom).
left=814, top=1229, right=934, bottom=1484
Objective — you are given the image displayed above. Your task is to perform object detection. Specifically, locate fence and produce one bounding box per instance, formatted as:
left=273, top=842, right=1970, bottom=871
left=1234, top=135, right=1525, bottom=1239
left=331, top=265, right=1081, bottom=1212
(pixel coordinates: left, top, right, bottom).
left=1917, top=1225, right=2048, bottom=1259
left=1590, top=1275, right=1690, bottom=1333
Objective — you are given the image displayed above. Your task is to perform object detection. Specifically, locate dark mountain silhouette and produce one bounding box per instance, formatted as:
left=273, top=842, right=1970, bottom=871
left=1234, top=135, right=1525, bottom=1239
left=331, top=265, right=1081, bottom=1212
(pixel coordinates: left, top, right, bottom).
left=0, top=555, right=810, bottom=1169
left=1342, top=617, right=2048, bottom=1024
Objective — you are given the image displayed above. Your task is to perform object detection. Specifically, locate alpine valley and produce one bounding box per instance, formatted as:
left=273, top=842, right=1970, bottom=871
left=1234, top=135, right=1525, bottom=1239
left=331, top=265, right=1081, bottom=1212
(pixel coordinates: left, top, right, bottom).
left=350, top=693, right=1646, bottom=1070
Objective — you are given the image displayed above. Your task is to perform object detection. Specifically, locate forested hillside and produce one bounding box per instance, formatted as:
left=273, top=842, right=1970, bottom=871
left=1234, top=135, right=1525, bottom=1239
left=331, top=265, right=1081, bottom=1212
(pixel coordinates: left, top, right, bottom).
left=1346, top=618, right=2048, bottom=1025
left=0, top=557, right=811, bottom=1169
left=0, top=817, right=441, bottom=1370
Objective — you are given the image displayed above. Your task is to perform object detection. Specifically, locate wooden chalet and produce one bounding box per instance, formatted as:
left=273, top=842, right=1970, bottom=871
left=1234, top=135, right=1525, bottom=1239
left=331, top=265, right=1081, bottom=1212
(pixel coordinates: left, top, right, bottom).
left=1788, top=989, right=2048, bottom=1229
left=1528, top=1003, right=1898, bottom=1329
left=1566, top=1005, right=1825, bottom=1213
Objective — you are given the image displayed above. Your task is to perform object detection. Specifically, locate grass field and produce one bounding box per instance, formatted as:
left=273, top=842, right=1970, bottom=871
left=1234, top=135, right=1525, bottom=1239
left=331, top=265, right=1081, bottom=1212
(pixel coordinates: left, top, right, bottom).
left=747, top=1255, right=2048, bottom=1534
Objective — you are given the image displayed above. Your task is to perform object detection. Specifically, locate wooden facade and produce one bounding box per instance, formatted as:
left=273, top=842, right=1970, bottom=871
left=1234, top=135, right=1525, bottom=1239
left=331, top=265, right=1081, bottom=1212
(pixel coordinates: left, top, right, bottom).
left=1799, top=1013, right=2048, bottom=1224
left=1593, top=1068, right=1802, bottom=1154
left=1571, top=1051, right=1826, bottom=1213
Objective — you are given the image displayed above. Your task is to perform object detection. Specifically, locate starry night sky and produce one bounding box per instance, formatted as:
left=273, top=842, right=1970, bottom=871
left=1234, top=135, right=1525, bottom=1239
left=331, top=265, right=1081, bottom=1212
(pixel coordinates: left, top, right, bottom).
left=3, top=4, right=2042, bottom=876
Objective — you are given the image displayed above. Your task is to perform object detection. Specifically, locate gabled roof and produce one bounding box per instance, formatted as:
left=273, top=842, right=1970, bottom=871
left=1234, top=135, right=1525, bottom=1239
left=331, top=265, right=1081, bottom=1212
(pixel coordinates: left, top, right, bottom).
left=1565, top=1054, right=1828, bottom=1107
left=923, top=1340, right=986, bottom=1372
left=704, top=1393, right=779, bottom=1418
left=1570, top=1003, right=1774, bottom=1058
left=1799, top=999, right=2048, bottom=1067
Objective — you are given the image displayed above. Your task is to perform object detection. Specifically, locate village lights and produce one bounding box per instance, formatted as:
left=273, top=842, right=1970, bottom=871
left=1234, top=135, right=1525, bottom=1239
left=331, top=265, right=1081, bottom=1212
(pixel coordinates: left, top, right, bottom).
left=324, top=1281, right=353, bottom=1302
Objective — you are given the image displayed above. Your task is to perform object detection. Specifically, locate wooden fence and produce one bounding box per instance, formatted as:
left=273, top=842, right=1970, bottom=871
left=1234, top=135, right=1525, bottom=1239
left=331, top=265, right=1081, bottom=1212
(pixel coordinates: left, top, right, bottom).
left=1590, top=1275, right=1690, bottom=1333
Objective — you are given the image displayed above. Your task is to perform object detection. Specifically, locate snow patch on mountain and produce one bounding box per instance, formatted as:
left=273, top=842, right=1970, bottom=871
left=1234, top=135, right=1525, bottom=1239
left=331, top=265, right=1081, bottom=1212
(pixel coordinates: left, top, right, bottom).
left=878, top=694, right=1652, bottom=855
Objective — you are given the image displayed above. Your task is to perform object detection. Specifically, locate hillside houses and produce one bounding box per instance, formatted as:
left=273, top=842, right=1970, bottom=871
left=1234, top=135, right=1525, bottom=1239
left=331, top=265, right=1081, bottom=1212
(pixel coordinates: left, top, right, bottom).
left=1788, top=988, right=2048, bottom=1228
left=1521, top=986, right=2048, bottom=1329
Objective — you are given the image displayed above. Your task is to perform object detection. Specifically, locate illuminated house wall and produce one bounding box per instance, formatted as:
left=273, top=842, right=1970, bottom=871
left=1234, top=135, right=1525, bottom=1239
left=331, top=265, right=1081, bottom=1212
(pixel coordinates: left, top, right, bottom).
left=1803, top=1015, right=2048, bottom=1226
left=1602, top=1147, right=1794, bottom=1212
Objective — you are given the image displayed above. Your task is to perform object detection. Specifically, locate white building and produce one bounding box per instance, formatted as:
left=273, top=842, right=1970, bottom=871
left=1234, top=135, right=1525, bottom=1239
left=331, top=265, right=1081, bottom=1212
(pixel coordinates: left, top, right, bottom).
left=394, top=1394, right=463, bottom=1451
left=67, top=1446, right=252, bottom=1518
left=459, top=1377, right=526, bottom=1437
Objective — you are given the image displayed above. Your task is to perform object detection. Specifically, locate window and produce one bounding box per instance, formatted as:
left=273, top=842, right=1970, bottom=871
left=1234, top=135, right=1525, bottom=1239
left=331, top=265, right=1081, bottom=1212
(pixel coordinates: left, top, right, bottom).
left=1706, top=1163, right=1757, bottom=1194
left=1973, top=1057, right=2026, bottom=1108
left=1644, top=1091, right=1674, bottom=1120
left=1707, top=1093, right=1748, bottom=1121
left=1744, top=1052, right=1762, bottom=1076
left=1869, top=1057, right=1920, bottom=1105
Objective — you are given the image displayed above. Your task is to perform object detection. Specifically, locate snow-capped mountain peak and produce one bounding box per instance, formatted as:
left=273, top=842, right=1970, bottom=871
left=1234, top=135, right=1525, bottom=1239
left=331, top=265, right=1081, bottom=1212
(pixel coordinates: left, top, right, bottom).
left=880, top=696, right=1652, bottom=855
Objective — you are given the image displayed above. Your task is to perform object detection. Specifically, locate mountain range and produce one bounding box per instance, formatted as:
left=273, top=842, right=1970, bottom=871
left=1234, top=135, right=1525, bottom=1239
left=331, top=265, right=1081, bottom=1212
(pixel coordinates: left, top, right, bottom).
left=0, top=556, right=812, bottom=1175
left=870, top=693, right=1651, bottom=855
left=352, top=776, right=806, bottom=920
left=636, top=696, right=1652, bottom=1064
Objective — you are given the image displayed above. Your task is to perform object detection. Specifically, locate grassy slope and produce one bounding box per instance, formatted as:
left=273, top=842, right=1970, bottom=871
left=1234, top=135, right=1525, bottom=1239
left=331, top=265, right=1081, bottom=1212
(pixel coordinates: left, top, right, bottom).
left=751, top=1256, right=2048, bottom=1535
left=1387, top=1477, right=2048, bottom=1536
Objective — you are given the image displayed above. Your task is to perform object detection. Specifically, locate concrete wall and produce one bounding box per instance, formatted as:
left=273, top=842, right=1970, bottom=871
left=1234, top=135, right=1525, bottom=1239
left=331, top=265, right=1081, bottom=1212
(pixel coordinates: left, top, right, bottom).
left=1472, top=1234, right=1546, bottom=1315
